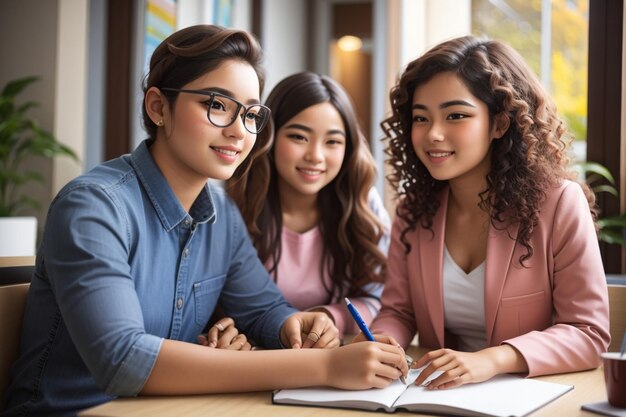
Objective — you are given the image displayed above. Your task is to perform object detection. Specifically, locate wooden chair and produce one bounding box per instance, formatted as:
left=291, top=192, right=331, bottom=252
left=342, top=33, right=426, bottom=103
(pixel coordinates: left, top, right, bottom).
left=0, top=283, right=29, bottom=409
left=608, top=284, right=626, bottom=352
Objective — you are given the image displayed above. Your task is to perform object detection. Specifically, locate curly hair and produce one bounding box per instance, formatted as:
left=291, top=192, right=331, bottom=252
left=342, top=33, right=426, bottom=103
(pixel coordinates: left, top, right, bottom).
left=227, top=72, right=386, bottom=298
left=382, top=35, right=597, bottom=264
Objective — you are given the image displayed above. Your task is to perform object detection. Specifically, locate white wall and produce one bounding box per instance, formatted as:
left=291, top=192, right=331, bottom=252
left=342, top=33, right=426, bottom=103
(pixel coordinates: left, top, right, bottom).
left=177, top=0, right=251, bottom=31
left=261, top=0, right=308, bottom=96
left=53, top=0, right=88, bottom=194
left=399, top=0, right=471, bottom=70
left=85, top=0, right=107, bottom=171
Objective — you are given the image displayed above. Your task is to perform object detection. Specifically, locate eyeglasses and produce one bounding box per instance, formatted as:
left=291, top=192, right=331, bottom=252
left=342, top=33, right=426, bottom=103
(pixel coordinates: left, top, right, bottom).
left=161, top=88, right=271, bottom=134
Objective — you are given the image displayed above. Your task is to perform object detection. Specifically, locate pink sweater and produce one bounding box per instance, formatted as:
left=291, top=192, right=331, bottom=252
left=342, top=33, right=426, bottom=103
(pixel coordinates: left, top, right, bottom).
left=269, top=188, right=390, bottom=337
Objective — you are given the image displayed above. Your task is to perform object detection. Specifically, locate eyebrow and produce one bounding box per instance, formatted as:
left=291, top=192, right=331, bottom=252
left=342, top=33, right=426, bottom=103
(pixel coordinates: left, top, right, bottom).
left=412, top=100, right=477, bottom=110
left=200, top=86, right=260, bottom=105
left=284, top=123, right=346, bottom=137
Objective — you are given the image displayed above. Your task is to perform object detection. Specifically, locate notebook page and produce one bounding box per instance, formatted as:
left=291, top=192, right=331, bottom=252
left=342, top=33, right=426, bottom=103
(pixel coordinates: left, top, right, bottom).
left=393, top=374, right=572, bottom=417
left=273, top=378, right=407, bottom=409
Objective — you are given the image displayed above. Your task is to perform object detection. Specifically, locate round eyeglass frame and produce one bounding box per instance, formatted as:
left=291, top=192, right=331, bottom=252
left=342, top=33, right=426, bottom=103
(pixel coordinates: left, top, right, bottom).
left=160, top=88, right=271, bottom=134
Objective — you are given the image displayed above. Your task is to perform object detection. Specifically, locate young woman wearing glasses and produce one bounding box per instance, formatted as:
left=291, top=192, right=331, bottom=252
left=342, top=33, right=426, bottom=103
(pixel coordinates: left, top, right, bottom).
left=2, top=26, right=408, bottom=417
left=226, top=72, right=390, bottom=339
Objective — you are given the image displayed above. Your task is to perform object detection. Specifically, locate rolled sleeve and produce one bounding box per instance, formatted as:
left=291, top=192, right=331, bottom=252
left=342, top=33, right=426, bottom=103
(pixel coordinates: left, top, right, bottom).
left=106, top=336, right=163, bottom=395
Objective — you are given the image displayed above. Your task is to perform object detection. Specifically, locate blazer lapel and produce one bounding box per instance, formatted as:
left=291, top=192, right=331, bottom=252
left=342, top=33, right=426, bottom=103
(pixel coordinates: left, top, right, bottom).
left=484, top=219, right=519, bottom=344
left=418, top=189, right=448, bottom=347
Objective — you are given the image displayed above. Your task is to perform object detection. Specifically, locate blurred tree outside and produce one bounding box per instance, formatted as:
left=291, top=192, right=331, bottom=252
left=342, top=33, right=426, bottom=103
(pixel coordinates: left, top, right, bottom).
left=471, top=0, right=589, bottom=153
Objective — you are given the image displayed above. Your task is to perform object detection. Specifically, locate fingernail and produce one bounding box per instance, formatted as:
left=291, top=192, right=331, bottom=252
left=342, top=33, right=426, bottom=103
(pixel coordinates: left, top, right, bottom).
left=215, top=323, right=225, bottom=331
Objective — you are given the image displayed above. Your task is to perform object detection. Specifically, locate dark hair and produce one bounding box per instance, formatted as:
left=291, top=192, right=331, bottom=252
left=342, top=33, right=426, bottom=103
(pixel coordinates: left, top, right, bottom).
left=142, top=24, right=269, bottom=176
left=382, top=35, right=596, bottom=264
left=227, top=72, right=386, bottom=298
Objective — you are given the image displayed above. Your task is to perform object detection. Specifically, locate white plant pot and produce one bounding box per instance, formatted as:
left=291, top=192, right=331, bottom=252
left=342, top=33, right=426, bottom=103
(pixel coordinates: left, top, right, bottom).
left=0, top=216, right=38, bottom=256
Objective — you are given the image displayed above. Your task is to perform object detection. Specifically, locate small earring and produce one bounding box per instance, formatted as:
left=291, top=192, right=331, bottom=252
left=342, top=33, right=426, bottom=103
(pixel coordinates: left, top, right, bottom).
left=156, top=119, right=164, bottom=126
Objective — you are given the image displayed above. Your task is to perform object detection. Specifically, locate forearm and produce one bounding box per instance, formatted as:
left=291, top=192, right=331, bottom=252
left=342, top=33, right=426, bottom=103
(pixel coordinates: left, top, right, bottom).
left=486, top=344, right=528, bottom=375
left=141, top=339, right=329, bottom=394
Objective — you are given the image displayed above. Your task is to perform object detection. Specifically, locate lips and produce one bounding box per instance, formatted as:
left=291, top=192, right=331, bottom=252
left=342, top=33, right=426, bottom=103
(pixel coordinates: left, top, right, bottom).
left=297, top=168, right=324, bottom=175
left=427, top=151, right=454, bottom=157
left=211, top=146, right=240, bottom=156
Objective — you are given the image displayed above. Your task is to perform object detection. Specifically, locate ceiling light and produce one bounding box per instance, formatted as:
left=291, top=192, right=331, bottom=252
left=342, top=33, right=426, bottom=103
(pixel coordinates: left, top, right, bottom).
left=337, top=35, right=362, bottom=52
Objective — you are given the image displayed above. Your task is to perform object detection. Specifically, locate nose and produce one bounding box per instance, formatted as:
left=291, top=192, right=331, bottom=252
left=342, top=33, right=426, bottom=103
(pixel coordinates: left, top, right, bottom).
left=425, top=120, right=444, bottom=142
left=304, top=142, right=323, bottom=164
left=223, top=112, right=247, bottom=140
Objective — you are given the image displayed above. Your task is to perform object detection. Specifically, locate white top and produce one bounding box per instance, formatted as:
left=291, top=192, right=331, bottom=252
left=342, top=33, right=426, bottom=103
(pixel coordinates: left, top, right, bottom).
left=442, top=246, right=487, bottom=351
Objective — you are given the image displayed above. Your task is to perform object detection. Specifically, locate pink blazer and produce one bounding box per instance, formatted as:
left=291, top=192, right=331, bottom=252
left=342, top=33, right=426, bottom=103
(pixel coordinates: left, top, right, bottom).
left=371, top=180, right=610, bottom=377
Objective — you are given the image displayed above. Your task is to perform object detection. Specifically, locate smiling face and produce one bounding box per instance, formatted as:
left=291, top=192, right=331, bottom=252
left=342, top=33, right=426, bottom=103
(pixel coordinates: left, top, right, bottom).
left=150, top=59, right=261, bottom=183
left=274, top=102, right=347, bottom=203
left=410, top=71, right=503, bottom=187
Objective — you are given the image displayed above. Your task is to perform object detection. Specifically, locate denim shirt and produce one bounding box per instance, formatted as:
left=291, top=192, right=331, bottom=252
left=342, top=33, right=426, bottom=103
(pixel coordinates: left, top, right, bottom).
left=2, top=140, right=297, bottom=417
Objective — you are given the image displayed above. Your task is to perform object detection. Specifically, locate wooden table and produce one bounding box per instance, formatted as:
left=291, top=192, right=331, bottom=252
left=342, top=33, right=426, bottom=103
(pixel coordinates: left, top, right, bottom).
left=0, top=256, right=35, bottom=268
left=79, top=349, right=608, bottom=417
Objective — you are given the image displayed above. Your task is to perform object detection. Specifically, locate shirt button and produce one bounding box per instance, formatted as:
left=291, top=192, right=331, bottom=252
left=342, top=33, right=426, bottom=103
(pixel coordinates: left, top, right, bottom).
left=184, top=219, right=190, bottom=226
left=184, top=248, right=190, bottom=257
left=176, top=298, right=183, bottom=309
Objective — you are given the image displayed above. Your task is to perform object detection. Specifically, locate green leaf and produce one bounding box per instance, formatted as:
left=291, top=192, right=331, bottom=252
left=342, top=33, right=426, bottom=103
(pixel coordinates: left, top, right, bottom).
left=597, top=215, right=626, bottom=229
left=577, top=161, right=615, bottom=184
left=0, top=75, right=78, bottom=216
left=1, top=76, right=39, bottom=99
left=591, top=184, right=619, bottom=197
left=599, top=229, right=625, bottom=246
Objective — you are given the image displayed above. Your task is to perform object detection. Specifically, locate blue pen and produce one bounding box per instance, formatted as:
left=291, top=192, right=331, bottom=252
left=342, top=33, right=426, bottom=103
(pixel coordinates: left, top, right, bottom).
left=345, top=297, right=375, bottom=341
left=345, top=297, right=409, bottom=384
left=620, top=332, right=626, bottom=358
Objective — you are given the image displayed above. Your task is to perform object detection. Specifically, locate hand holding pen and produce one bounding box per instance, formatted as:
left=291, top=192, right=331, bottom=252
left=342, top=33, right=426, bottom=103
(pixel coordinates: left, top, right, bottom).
left=345, top=297, right=412, bottom=384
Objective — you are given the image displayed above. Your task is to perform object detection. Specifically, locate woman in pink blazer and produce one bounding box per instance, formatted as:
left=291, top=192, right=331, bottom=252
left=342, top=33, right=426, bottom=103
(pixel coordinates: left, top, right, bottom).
left=368, top=35, right=610, bottom=389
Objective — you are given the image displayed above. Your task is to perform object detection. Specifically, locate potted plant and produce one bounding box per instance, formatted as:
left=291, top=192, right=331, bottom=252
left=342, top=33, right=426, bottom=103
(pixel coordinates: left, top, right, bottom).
left=0, top=76, right=77, bottom=256
left=576, top=161, right=626, bottom=246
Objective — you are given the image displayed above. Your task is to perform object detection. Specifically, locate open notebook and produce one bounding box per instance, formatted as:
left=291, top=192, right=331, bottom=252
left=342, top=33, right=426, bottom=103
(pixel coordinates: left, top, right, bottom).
left=273, top=368, right=573, bottom=417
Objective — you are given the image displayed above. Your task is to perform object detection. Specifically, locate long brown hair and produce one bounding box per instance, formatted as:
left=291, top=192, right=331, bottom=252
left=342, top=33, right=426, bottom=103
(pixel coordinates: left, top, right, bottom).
left=227, top=72, right=386, bottom=298
left=382, top=35, right=597, bottom=264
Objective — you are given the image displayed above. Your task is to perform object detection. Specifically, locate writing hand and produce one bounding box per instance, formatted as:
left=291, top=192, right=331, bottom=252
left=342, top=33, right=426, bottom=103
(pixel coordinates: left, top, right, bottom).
left=280, top=312, right=340, bottom=349
left=324, top=342, right=408, bottom=389
left=196, top=317, right=252, bottom=351
left=351, top=333, right=410, bottom=382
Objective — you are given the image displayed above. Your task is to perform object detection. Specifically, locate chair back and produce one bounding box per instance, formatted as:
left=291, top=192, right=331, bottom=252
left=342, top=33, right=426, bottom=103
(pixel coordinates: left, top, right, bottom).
left=0, top=283, right=29, bottom=409
left=608, top=284, right=626, bottom=352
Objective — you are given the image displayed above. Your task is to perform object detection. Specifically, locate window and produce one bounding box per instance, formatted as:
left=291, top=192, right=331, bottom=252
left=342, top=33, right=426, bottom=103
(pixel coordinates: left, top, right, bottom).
left=472, top=0, right=589, bottom=161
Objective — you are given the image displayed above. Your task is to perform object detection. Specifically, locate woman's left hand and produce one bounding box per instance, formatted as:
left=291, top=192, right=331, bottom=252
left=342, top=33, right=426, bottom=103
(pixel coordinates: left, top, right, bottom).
left=196, top=317, right=252, bottom=351
left=280, top=311, right=340, bottom=349
left=412, top=345, right=528, bottom=389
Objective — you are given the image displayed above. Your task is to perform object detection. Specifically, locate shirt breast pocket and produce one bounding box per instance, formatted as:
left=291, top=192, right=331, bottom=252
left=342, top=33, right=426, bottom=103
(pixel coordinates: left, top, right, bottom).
left=193, top=274, right=226, bottom=326
left=500, top=290, right=550, bottom=335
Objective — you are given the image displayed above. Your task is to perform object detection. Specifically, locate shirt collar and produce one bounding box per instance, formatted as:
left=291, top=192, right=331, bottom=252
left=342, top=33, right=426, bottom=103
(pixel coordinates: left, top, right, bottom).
left=130, top=140, right=216, bottom=231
